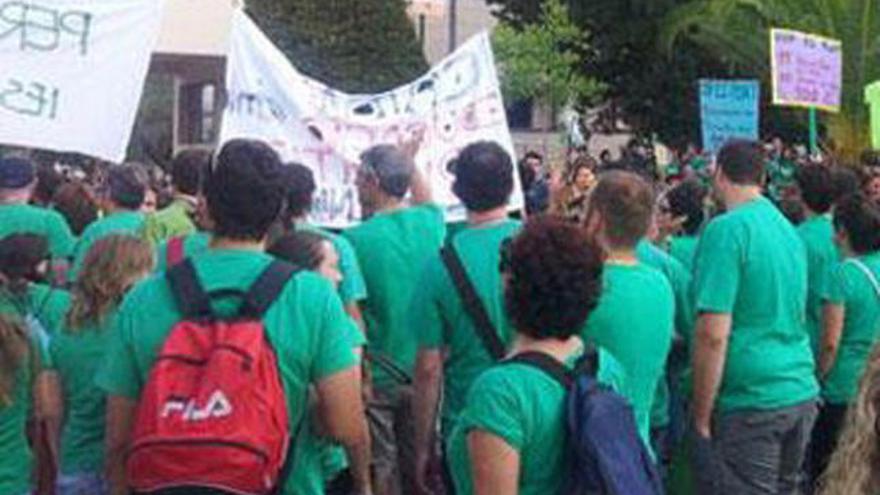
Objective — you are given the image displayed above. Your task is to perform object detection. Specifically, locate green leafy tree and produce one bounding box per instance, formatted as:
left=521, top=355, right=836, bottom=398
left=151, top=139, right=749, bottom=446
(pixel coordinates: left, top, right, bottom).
left=492, top=0, right=605, bottom=120
left=246, top=0, right=428, bottom=94
left=660, top=0, right=880, bottom=161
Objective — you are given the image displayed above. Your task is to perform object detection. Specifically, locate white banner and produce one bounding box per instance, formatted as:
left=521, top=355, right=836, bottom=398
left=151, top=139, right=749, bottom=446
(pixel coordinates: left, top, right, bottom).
left=220, top=10, right=522, bottom=228
left=0, top=0, right=166, bottom=162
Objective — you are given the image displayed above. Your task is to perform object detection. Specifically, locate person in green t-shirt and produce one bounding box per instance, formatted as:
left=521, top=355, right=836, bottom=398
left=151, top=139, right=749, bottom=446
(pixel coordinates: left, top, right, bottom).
left=0, top=312, right=54, bottom=495
left=409, top=142, right=521, bottom=492
left=810, top=194, right=880, bottom=483
left=691, top=140, right=818, bottom=495
left=70, top=165, right=149, bottom=280
left=142, top=150, right=208, bottom=245
left=661, top=178, right=708, bottom=272
left=95, top=140, right=372, bottom=495
left=46, top=235, right=153, bottom=494
left=795, top=164, right=840, bottom=358
left=0, top=156, right=75, bottom=262
left=449, top=216, right=626, bottom=495
left=344, top=144, right=445, bottom=495
left=268, top=230, right=368, bottom=495
left=275, top=163, right=368, bottom=327
left=581, top=171, right=675, bottom=449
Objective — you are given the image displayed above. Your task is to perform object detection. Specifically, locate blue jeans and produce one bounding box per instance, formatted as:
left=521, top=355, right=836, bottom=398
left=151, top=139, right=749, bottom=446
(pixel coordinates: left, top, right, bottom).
left=56, top=472, right=108, bottom=495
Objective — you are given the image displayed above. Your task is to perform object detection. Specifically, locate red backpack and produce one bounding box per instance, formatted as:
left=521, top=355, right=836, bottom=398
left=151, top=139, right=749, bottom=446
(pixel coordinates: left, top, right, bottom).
left=128, top=259, right=298, bottom=494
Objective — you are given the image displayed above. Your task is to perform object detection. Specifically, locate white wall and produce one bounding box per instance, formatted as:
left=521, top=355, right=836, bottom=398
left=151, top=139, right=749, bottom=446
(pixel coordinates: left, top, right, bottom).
left=155, top=0, right=240, bottom=56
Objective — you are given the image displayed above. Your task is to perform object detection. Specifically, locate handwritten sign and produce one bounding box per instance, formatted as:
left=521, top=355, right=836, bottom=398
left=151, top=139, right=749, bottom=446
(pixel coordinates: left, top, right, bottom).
left=700, top=80, right=760, bottom=154
left=771, top=28, right=842, bottom=112
left=0, top=0, right=166, bottom=162
left=219, top=10, right=522, bottom=228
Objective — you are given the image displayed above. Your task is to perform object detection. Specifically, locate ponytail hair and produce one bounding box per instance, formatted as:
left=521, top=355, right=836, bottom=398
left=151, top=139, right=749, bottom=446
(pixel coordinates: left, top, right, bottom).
left=0, top=314, right=29, bottom=408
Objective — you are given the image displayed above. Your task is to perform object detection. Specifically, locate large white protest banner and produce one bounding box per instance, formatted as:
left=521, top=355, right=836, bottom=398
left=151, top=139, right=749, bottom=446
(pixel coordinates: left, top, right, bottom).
left=220, top=10, right=522, bottom=228
left=0, top=0, right=166, bottom=162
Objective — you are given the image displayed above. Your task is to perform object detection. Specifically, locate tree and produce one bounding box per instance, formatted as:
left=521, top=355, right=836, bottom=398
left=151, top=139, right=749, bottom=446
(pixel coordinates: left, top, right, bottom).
left=246, top=0, right=428, bottom=94
left=660, top=0, right=880, bottom=161
left=491, top=0, right=605, bottom=122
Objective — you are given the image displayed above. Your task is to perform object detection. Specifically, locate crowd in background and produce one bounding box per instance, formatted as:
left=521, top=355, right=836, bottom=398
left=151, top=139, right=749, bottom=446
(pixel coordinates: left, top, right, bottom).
left=1, top=134, right=880, bottom=495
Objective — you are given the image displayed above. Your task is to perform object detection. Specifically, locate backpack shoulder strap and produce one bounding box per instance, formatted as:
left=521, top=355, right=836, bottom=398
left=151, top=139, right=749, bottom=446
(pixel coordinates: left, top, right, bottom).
left=846, top=258, right=880, bottom=299
left=167, top=259, right=212, bottom=319
left=440, top=244, right=506, bottom=360
left=166, top=236, right=186, bottom=268
left=505, top=351, right=574, bottom=389
left=241, top=260, right=298, bottom=318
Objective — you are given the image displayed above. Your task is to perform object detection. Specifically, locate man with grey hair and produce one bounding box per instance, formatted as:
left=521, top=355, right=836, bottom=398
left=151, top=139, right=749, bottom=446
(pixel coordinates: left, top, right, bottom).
left=0, top=156, right=75, bottom=262
left=344, top=143, right=446, bottom=495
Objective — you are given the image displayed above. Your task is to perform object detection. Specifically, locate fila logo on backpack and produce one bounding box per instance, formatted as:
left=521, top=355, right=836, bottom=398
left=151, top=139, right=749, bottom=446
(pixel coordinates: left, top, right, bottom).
left=127, top=260, right=298, bottom=495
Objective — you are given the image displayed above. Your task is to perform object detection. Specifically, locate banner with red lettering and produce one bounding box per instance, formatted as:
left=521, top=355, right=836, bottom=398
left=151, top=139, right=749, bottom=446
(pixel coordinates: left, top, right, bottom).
left=0, top=0, right=166, bottom=161
left=220, top=10, right=522, bottom=227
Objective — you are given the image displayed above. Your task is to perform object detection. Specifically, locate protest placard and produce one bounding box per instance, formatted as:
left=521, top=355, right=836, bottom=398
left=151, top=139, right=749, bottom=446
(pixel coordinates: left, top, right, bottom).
left=700, top=79, right=760, bottom=154
left=219, top=10, right=522, bottom=228
left=770, top=28, right=842, bottom=112
left=0, top=0, right=166, bottom=162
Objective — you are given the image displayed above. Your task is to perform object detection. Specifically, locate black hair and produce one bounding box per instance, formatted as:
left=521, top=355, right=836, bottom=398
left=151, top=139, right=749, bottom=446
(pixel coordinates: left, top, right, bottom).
left=52, top=182, right=98, bottom=236
left=830, top=166, right=863, bottom=205
left=795, top=164, right=835, bottom=214
left=504, top=216, right=604, bottom=340
left=34, top=165, right=63, bottom=205
left=283, top=163, right=317, bottom=220
left=206, top=139, right=285, bottom=241
left=833, top=193, right=880, bottom=255
left=0, top=234, right=48, bottom=296
left=666, top=179, right=707, bottom=236
left=106, top=165, right=146, bottom=210
left=267, top=231, right=328, bottom=271
left=171, top=149, right=211, bottom=196
left=524, top=151, right=543, bottom=162
left=778, top=197, right=807, bottom=226
left=717, top=140, right=765, bottom=186
left=451, top=141, right=513, bottom=212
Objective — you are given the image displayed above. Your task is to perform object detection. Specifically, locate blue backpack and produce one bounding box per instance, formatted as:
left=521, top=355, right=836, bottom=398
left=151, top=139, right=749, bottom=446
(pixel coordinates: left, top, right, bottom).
left=507, top=351, right=664, bottom=495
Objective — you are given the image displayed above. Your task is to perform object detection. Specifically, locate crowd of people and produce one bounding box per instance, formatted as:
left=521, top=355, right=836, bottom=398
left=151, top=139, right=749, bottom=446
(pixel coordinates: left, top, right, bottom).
left=1, top=134, right=880, bottom=495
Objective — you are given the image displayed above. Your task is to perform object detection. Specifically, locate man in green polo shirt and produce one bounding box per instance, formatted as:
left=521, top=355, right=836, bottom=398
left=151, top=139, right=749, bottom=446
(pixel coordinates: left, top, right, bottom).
left=0, top=156, right=75, bottom=261
left=70, top=165, right=148, bottom=280
left=344, top=145, right=446, bottom=495
left=794, top=163, right=840, bottom=356
left=142, top=149, right=209, bottom=245
left=581, top=171, right=675, bottom=449
left=95, top=139, right=372, bottom=495
left=409, top=142, right=520, bottom=492
left=691, top=140, right=818, bottom=495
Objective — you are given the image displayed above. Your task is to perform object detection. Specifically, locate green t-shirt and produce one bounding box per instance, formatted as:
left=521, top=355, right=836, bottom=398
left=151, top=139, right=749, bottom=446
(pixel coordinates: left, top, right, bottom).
left=0, top=317, right=49, bottom=495
left=636, top=241, right=693, bottom=430
left=94, top=249, right=357, bottom=495
left=0, top=284, right=71, bottom=337
left=448, top=348, right=625, bottom=495
left=581, top=262, right=674, bottom=445
left=49, top=311, right=116, bottom=475
left=797, top=215, right=840, bottom=356
left=71, top=210, right=146, bottom=279
left=153, top=231, right=212, bottom=273
left=142, top=199, right=197, bottom=245
left=344, top=204, right=446, bottom=389
left=0, top=203, right=75, bottom=258
left=298, top=223, right=367, bottom=305
left=289, top=318, right=367, bottom=494
left=413, top=219, right=521, bottom=437
left=822, top=255, right=880, bottom=404
left=692, top=196, right=818, bottom=412
left=669, top=235, right=699, bottom=272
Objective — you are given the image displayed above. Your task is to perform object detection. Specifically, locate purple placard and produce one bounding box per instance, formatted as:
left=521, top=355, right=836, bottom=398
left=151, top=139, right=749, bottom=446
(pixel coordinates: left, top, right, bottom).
left=771, top=28, right=842, bottom=111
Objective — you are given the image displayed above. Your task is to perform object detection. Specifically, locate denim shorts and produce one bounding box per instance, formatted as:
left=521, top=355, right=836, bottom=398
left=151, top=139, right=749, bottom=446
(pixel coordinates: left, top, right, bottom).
left=56, top=472, right=109, bottom=495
